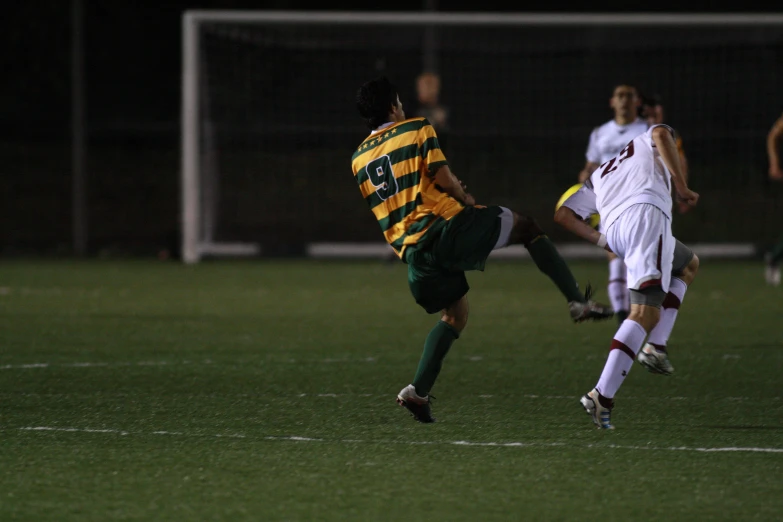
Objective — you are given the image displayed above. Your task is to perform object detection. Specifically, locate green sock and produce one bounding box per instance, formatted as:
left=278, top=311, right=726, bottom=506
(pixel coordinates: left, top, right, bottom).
left=526, top=235, right=585, bottom=303
left=771, top=234, right=783, bottom=265
left=412, top=321, right=460, bottom=397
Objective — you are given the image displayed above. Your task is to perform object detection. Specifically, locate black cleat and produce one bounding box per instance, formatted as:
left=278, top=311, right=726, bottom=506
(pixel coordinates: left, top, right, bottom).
left=569, top=283, right=614, bottom=323
left=396, top=384, right=436, bottom=423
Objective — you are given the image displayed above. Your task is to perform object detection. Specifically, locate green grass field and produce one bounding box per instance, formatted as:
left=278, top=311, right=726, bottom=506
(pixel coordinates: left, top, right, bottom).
left=1, top=259, right=781, bottom=521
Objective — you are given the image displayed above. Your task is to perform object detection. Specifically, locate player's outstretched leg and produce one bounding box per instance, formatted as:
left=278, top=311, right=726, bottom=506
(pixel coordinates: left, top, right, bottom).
left=607, top=253, right=630, bottom=324
left=639, top=248, right=700, bottom=375
left=765, top=234, right=783, bottom=286
left=582, top=301, right=660, bottom=429
left=507, top=212, right=613, bottom=322
left=397, top=296, right=467, bottom=423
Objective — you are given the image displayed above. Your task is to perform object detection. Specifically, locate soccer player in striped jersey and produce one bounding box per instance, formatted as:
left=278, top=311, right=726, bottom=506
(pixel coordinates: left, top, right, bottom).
left=765, top=110, right=783, bottom=286
left=577, top=84, right=649, bottom=325
left=352, top=76, right=613, bottom=423
left=555, top=124, right=700, bottom=429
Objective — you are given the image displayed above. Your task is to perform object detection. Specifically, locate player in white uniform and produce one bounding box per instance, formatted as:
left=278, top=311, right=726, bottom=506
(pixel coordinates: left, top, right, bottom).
left=576, top=85, right=649, bottom=325
left=554, top=124, right=700, bottom=429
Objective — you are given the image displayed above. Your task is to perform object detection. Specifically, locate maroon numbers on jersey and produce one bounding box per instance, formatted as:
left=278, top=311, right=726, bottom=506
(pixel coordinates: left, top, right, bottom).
left=600, top=141, right=635, bottom=178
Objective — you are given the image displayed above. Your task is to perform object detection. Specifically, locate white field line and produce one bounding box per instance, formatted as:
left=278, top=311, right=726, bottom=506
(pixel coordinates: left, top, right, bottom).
left=0, top=357, right=383, bottom=370
left=0, top=360, right=212, bottom=370
left=6, top=392, right=780, bottom=402
left=3, top=351, right=774, bottom=371
left=16, top=426, right=783, bottom=454
left=293, top=393, right=780, bottom=401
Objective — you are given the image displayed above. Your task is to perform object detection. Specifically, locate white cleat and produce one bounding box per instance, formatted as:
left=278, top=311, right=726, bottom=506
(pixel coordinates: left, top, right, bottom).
left=637, top=343, right=675, bottom=376
left=580, top=388, right=614, bottom=430
left=396, top=384, right=435, bottom=423
left=765, top=253, right=781, bottom=286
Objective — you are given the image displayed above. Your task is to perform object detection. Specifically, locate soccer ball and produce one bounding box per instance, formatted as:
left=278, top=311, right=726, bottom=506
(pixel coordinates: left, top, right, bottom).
left=555, top=183, right=600, bottom=229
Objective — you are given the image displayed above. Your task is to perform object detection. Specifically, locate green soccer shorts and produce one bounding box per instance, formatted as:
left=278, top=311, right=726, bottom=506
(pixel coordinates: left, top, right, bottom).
left=405, top=205, right=508, bottom=314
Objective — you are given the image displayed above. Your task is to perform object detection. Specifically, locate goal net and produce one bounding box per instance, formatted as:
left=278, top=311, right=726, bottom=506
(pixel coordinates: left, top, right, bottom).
left=181, top=11, right=783, bottom=263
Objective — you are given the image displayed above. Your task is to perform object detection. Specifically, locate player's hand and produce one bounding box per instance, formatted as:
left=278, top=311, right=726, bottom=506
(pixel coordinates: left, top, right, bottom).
left=577, top=170, right=590, bottom=183
left=677, top=201, right=692, bottom=214
left=676, top=188, right=699, bottom=207
left=457, top=179, right=475, bottom=206
left=770, top=165, right=783, bottom=181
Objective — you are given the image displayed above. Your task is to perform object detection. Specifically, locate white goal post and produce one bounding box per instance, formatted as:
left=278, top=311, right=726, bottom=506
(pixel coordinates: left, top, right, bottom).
left=180, top=11, right=783, bottom=264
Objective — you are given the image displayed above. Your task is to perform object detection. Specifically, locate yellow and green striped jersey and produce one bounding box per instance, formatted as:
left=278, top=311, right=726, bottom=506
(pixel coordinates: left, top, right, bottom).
left=351, top=117, right=464, bottom=259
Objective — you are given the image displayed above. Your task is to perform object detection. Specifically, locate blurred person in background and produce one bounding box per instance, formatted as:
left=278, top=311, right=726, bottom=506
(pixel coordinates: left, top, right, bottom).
left=765, top=111, right=783, bottom=286
left=568, top=84, right=649, bottom=324
left=415, top=71, right=449, bottom=132
left=577, top=85, right=647, bottom=184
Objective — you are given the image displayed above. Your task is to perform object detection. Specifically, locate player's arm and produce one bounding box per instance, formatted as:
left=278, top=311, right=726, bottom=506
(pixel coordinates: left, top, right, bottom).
left=553, top=184, right=610, bottom=251
left=674, top=134, right=691, bottom=214
left=420, top=119, right=475, bottom=205
left=554, top=206, right=610, bottom=252
left=680, top=154, right=688, bottom=180
left=652, top=126, right=698, bottom=206
left=433, top=165, right=475, bottom=206
left=767, top=115, right=783, bottom=180
left=677, top=138, right=688, bottom=180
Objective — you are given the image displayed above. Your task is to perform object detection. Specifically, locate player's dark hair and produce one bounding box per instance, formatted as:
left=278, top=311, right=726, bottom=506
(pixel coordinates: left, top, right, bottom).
left=641, top=93, right=663, bottom=108
left=356, top=76, right=399, bottom=130
left=638, top=92, right=663, bottom=117
left=637, top=91, right=647, bottom=117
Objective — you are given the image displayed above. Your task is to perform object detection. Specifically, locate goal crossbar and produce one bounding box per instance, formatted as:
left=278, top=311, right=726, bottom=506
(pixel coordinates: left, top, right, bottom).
left=183, top=11, right=783, bottom=26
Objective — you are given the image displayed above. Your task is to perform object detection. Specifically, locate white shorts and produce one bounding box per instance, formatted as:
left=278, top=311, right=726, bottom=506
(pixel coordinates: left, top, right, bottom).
left=493, top=207, right=514, bottom=250
left=605, top=204, right=674, bottom=293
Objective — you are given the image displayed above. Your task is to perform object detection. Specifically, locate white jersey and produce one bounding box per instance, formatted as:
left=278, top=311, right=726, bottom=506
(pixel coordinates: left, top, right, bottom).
left=586, top=118, right=649, bottom=164
left=564, top=124, right=675, bottom=231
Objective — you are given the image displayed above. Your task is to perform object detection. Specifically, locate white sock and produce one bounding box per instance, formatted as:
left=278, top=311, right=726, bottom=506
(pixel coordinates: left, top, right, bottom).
left=608, top=258, right=629, bottom=315
left=646, top=278, right=688, bottom=350
left=596, top=319, right=648, bottom=399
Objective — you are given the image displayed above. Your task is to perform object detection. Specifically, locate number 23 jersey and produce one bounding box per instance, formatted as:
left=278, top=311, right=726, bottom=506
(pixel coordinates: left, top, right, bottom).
left=572, top=124, right=676, bottom=231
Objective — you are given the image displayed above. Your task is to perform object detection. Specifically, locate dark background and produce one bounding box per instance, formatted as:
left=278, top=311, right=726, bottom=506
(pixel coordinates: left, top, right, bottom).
left=3, top=2, right=783, bottom=258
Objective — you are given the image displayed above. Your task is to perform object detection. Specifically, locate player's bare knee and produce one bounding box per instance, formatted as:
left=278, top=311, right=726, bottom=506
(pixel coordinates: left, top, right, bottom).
left=441, top=310, right=468, bottom=332
left=628, top=305, right=660, bottom=333
left=441, top=296, right=469, bottom=332
left=510, top=212, right=545, bottom=247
